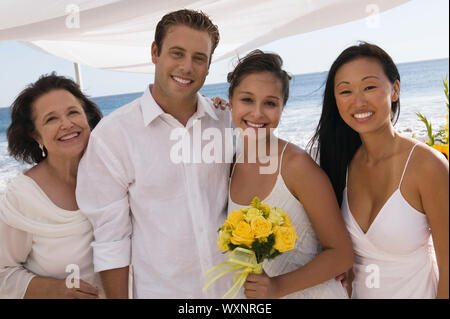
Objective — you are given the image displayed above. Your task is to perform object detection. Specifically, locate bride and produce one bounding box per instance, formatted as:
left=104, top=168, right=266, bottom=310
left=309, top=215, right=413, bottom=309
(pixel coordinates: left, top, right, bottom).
left=226, top=50, right=353, bottom=298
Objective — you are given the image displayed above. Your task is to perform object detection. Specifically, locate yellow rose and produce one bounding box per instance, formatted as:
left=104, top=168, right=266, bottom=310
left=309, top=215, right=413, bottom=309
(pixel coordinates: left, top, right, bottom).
left=250, top=216, right=273, bottom=239
left=231, top=221, right=254, bottom=247
left=244, top=208, right=263, bottom=223
left=282, top=219, right=293, bottom=228
left=267, top=209, right=284, bottom=226
left=217, top=229, right=232, bottom=252
left=273, top=225, right=299, bottom=252
left=225, top=210, right=244, bottom=229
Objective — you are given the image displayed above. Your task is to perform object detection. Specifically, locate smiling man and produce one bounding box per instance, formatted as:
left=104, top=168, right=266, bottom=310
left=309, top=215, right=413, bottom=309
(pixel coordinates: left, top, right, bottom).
left=75, top=10, right=232, bottom=299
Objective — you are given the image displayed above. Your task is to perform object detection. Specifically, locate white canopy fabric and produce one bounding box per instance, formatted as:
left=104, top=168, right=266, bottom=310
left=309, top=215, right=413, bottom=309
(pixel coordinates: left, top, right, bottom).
left=0, top=0, right=410, bottom=73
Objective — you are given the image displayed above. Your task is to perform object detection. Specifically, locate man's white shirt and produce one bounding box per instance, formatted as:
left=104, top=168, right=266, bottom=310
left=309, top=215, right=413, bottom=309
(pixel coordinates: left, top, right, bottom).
left=76, top=86, right=233, bottom=298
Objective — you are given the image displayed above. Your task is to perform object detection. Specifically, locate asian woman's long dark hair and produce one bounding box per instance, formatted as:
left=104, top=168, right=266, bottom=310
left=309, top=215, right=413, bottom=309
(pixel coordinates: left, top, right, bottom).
left=308, top=42, right=401, bottom=206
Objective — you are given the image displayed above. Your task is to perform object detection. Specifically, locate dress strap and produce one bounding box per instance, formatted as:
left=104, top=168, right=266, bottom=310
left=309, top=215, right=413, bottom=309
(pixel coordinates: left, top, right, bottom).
left=399, top=143, right=419, bottom=188
left=229, top=152, right=242, bottom=194
left=231, top=142, right=289, bottom=190
left=278, top=142, right=290, bottom=176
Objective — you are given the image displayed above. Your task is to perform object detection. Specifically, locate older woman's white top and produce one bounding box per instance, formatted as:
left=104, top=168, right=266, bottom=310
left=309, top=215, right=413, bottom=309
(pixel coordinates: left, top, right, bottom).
left=0, top=172, right=103, bottom=298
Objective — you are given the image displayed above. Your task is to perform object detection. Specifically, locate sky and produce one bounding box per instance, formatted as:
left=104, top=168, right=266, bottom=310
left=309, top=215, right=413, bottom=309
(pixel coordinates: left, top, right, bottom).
left=0, top=0, right=449, bottom=108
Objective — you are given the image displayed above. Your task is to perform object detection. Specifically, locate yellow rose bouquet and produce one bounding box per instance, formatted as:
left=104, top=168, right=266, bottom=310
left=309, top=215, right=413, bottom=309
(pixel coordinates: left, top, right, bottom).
left=203, top=197, right=299, bottom=298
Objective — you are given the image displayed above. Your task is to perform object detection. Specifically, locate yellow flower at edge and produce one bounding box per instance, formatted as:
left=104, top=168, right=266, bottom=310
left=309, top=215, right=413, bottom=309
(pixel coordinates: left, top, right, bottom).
left=217, top=229, right=232, bottom=252
left=225, top=210, right=244, bottom=229
left=231, top=221, right=255, bottom=247
left=244, top=208, right=263, bottom=223
left=432, top=144, right=449, bottom=161
left=273, top=225, right=299, bottom=252
left=250, top=216, right=273, bottom=239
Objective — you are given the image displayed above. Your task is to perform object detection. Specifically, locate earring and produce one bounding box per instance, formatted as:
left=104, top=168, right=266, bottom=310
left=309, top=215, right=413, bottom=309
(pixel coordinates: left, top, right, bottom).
left=39, top=144, right=46, bottom=158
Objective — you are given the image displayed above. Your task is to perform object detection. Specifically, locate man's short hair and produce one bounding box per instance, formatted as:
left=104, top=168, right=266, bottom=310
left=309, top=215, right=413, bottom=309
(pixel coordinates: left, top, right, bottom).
left=154, top=9, right=220, bottom=62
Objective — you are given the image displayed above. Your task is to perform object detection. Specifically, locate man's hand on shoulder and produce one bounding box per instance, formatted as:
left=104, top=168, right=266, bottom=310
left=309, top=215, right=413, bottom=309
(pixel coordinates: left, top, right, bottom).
left=202, top=94, right=230, bottom=110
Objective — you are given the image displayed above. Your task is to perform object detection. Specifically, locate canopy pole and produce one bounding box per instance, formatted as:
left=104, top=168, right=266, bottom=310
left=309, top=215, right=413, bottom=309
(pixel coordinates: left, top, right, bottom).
left=74, top=62, right=83, bottom=89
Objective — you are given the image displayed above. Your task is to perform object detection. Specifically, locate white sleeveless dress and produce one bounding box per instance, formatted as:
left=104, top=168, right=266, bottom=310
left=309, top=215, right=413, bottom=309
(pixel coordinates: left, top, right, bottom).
left=228, top=143, right=349, bottom=299
left=342, top=144, right=438, bottom=298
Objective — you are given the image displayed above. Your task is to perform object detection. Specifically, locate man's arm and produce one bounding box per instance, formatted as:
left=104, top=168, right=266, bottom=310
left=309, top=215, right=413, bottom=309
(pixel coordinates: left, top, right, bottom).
left=100, top=267, right=129, bottom=299
left=76, top=132, right=133, bottom=298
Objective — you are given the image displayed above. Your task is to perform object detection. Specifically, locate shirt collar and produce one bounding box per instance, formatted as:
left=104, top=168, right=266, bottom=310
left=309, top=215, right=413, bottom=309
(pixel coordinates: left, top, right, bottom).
left=141, top=85, right=219, bottom=126
left=141, top=85, right=164, bottom=126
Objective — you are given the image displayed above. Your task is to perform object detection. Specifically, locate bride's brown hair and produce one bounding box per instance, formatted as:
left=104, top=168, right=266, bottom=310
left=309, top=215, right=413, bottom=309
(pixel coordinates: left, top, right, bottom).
left=227, top=49, right=292, bottom=106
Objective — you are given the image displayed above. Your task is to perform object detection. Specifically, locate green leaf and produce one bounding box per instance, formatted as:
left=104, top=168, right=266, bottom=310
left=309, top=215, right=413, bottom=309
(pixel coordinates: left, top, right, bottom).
left=267, top=248, right=281, bottom=260
left=416, top=112, right=435, bottom=145
left=414, top=75, right=449, bottom=146
left=251, top=234, right=276, bottom=263
left=444, top=76, right=449, bottom=111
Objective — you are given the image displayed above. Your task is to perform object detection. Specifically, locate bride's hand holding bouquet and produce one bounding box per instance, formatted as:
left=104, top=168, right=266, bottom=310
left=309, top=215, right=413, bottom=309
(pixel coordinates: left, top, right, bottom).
left=204, top=197, right=299, bottom=299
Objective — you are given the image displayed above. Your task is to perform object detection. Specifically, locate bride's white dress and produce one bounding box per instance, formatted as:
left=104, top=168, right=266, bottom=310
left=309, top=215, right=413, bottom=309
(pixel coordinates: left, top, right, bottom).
left=227, top=143, right=349, bottom=298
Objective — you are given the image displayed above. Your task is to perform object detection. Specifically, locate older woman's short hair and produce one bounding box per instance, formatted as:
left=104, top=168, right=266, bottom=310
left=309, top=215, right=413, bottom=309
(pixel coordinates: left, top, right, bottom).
left=7, top=73, right=103, bottom=164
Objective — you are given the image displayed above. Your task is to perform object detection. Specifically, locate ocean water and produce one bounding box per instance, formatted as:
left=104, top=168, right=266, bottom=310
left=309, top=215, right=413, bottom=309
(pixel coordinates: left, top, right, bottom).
left=0, top=58, right=448, bottom=192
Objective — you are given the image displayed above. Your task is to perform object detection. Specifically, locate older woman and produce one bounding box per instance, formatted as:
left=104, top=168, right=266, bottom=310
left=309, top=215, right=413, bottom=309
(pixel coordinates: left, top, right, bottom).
left=0, top=73, right=104, bottom=298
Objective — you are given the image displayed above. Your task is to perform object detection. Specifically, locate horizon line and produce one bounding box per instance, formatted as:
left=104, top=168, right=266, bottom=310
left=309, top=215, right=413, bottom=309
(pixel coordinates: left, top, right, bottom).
left=0, top=56, right=448, bottom=108
left=89, top=56, right=450, bottom=100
